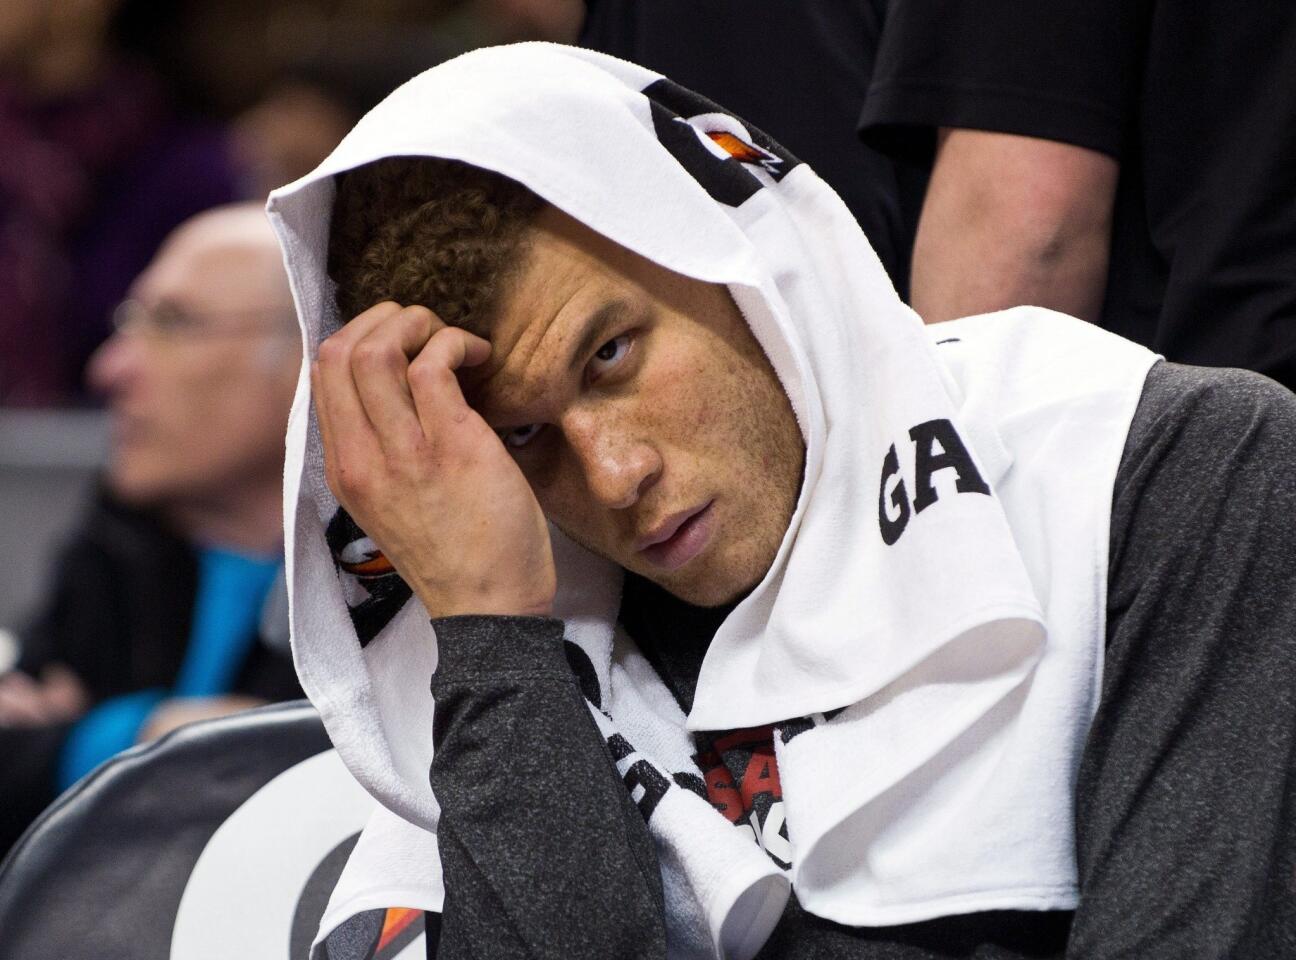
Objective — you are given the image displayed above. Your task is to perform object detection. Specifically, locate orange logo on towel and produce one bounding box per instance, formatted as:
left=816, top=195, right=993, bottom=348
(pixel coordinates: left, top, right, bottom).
left=705, top=130, right=780, bottom=169
left=646, top=77, right=799, bottom=207
left=338, top=549, right=395, bottom=579
left=375, top=908, right=422, bottom=955
left=326, top=506, right=412, bottom=647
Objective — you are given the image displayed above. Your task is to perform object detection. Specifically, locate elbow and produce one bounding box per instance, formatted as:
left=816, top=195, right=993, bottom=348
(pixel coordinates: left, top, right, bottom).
left=913, top=182, right=1116, bottom=323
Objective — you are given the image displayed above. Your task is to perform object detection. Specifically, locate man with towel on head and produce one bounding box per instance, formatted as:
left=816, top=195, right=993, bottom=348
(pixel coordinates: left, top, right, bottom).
left=268, top=45, right=1296, bottom=960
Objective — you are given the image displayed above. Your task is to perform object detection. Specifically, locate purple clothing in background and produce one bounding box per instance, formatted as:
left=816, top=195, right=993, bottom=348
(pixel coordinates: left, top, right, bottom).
left=0, top=62, right=242, bottom=406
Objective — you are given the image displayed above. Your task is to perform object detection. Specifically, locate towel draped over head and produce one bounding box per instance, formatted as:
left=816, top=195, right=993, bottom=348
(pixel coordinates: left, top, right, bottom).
left=267, top=42, right=1157, bottom=959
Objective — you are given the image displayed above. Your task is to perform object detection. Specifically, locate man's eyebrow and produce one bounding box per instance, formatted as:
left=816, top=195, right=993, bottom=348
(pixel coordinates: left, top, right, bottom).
left=566, top=299, right=637, bottom=374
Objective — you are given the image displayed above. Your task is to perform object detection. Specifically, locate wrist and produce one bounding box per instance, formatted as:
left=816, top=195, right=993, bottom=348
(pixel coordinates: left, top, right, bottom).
left=430, top=615, right=569, bottom=688
left=417, top=585, right=553, bottom=620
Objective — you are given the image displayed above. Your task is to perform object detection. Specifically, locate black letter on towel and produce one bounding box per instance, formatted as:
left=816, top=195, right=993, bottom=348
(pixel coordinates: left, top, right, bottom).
left=623, top=760, right=671, bottom=821
left=563, top=641, right=603, bottom=709
left=909, top=419, right=990, bottom=513
left=878, top=443, right=910, bottom=545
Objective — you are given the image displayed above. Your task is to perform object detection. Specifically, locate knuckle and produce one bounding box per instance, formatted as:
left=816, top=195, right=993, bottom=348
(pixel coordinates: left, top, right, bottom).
left=406, top=359, right=446, bottom=388
left=316, top=336, right=347, bottom=365
left=401, top=304, right=437, bottom=328
left=383, top=424, right=422, bottom=459
left=334, top=462, right=370, bottom=500
left=352, top=340, right=399, bottom=372
left=358, top=300, right=401, bottom=322
left=429, top=325, right=461, bottom=346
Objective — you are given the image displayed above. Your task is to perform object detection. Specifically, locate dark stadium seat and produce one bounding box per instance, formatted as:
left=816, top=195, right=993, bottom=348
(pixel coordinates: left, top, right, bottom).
left=0, top=700, right=425, bottom=959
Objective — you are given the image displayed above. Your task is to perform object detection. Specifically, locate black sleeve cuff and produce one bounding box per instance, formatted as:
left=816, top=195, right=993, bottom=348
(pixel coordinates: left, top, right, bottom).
left=859, top=80, right=1125, bottom=166
left=430, top=615, right=571, bottom=685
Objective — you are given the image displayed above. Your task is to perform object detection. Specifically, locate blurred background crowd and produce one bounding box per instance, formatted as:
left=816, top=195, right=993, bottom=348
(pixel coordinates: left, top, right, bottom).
left=0, top=0, right=583, bottom=855
left=2, top=0, right=1292, bottom=860
left=0, top=0, right=582, bottom=407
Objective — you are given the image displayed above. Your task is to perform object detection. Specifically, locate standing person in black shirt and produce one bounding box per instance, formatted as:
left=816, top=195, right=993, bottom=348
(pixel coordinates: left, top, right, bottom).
left=858, top=0, right=1296, bottom=391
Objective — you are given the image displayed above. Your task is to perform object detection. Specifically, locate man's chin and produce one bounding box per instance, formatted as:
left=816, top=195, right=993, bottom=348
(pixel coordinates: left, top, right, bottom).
left=104, top=463, right=175, bottom=509
left=550, top=521, right=766, bottom=608
left=635, top=559, right=762, bottom=609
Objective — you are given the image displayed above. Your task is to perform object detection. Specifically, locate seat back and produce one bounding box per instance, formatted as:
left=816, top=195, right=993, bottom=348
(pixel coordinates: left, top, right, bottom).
left=0, top=701, right=425, bottom=959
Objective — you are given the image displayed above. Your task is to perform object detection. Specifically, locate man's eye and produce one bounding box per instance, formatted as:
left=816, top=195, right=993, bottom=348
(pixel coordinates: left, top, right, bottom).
left=498, top=423, right=544, bottom=449
left=588, top=334, right=632, bottom=380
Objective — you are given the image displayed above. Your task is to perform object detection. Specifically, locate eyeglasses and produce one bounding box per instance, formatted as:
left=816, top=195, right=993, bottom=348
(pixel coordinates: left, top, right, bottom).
left=110, top=299, right=297, bottom=341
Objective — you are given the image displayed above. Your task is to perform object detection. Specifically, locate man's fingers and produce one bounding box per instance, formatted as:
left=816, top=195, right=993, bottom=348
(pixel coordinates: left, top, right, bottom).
left=0, top=672, right=53, bottom=726
left=313, top=301, right=409, bottom=502
left=314, top=309, right=394, bottom=441
left=407, top=326, right=493, bottom=436
left=351, top=306, right=445, bottom=451
left=311, top=361, right=368, bottom=504
left=41, top=665, right=89, bottom=720
left=321, top=300, right=405, bottom=350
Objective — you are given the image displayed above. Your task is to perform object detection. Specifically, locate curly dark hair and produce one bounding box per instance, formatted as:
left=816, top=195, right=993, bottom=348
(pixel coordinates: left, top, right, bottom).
left=327, top=157, right=545, bottom=332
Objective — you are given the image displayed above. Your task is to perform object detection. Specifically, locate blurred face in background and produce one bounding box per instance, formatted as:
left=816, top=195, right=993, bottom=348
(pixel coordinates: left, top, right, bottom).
left=87, top=206, right=300, bottom=511
left=0, top=0, right=44, bottom=65
left=475, top=0, right=584, bottom=42
left=0, top=0, right=122, bottom=92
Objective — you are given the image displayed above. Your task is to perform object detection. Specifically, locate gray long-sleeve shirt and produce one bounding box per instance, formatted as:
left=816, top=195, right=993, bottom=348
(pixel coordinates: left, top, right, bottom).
left=423, top=362, right=1296, bottom=959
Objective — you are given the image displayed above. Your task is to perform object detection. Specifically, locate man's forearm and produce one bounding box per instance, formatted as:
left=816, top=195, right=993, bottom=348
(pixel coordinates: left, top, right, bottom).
left=910, top=128, right=1118, bottom=324
left=429, top=615, right=666, bottom=959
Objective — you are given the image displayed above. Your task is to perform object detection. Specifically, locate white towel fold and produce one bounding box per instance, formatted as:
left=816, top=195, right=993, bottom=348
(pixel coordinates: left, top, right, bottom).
left=266, top=43, right=1157, bottom=959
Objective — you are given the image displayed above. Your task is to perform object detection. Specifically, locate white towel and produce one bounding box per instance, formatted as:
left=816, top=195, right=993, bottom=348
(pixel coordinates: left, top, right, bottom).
left=266, top=43, right=1157, bottom=959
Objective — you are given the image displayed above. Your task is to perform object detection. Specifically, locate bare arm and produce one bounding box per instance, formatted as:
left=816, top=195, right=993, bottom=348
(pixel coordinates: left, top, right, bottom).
left=910, top=128, right=1119, bottom=324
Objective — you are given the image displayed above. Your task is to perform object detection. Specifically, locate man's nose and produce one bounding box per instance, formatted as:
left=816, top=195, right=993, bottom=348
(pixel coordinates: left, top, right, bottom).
left=563, top=410, right=661, bottom=510
left=85, top=330, right=141, bottom=398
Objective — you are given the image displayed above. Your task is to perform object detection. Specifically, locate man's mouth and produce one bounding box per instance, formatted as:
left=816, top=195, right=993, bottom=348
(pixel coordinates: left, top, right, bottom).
left=636, top=500, right=715, bottom=571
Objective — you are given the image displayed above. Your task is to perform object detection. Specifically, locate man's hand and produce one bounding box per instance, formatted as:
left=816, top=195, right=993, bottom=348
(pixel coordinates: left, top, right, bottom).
left=312, top=302, right=556, bottom=619
left=137, top=695, right=266, bottom=743
left=0, top=664, right=90, bottom=728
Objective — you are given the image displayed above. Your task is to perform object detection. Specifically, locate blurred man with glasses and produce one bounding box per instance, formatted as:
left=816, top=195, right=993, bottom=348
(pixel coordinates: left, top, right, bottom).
left=0, top=204, right=304, bottom=854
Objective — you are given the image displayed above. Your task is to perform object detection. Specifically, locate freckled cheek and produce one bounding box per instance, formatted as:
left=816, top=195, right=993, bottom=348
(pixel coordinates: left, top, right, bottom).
left=638, top=362, right=712, bottom=445
left=528, top=464, right=608, bottom=539
left=694, top=406, right=712, bottom=434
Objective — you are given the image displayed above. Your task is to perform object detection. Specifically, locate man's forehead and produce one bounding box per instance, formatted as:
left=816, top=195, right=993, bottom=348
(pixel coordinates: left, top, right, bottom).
left=457, top=282, right=576, bottom=413
left=462, top=294, right=643, bottom=409
left=458, top=216, right=614, bottom=404
left=138, top=231, right=290, bottom=315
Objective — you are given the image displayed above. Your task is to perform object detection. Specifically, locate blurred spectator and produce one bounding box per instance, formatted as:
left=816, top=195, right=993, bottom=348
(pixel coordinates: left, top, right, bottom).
left=579, top=0, right=924, bottom=297
left=0, top=203, right=303, bottom=854
left=1, top=0, right=544, bottom=407
left=0, top=0, right=244, bottom=405
left=480, top=0, right=583, bottom=43
left=227, top=38, right=466, bottom=200
left=230, top=80, right=360, bottom=200
left=219, top=0, right=585, bottom=199
left=860, top=0, right=1296, bottom=391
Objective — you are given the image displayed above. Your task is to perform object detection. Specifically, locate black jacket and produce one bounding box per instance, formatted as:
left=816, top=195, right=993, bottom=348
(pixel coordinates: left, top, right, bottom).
left=0, top=488, right=302, bottom=855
